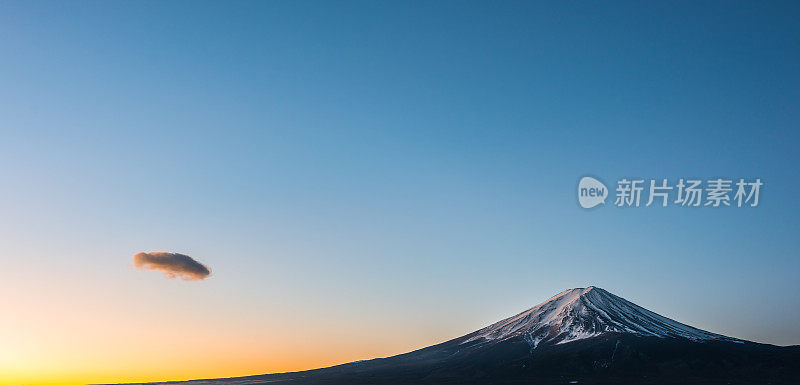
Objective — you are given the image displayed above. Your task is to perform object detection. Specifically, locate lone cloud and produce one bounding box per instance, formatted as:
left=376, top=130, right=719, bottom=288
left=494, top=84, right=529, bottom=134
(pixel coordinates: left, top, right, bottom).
left=132, top=252, right=211, bottom=281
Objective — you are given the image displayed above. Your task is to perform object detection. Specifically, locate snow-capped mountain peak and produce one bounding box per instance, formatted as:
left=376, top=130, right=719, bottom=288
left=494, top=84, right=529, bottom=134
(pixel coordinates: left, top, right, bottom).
left=465, top=286, right=735, bottom=348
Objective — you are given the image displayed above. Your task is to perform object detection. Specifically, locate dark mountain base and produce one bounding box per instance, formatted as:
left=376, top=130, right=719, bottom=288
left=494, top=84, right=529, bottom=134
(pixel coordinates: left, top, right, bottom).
left=194, top=335, right=800, bottom=385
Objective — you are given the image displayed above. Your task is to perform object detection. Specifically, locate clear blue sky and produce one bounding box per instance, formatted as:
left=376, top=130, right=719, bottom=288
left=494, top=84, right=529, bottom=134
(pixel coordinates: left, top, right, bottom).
left=1, top=1, right=799, bottom=382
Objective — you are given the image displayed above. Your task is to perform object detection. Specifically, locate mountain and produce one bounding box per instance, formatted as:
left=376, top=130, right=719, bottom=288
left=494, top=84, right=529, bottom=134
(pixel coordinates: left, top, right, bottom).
left=464, top=286, right=738, bottom=347
left=125, top=286, right=800, bottom=385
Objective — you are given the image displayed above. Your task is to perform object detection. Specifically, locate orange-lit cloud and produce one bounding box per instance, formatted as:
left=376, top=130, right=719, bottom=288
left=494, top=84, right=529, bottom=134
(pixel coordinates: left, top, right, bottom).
left=132, top=252, right=211, bottom=281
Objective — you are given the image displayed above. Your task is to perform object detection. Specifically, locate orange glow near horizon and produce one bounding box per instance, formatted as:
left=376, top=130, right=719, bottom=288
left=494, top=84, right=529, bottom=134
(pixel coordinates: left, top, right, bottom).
left=1, top=327, right=433, bottom=385
left=0, top=267, right=453, bottom=385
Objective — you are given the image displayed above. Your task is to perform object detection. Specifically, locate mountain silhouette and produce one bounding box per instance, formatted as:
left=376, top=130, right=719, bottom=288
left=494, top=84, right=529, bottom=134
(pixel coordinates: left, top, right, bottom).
left=120, top=286, right=800, bottom=385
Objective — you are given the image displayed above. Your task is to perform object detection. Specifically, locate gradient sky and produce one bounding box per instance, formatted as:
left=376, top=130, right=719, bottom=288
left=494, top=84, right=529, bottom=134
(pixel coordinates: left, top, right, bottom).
left=1, top=1, right=799, bottom=384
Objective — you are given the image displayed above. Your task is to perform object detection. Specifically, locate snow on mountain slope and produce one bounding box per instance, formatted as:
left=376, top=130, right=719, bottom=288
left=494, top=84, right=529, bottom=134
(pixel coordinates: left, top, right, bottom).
left=465, top=286, right=737, bottom=348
